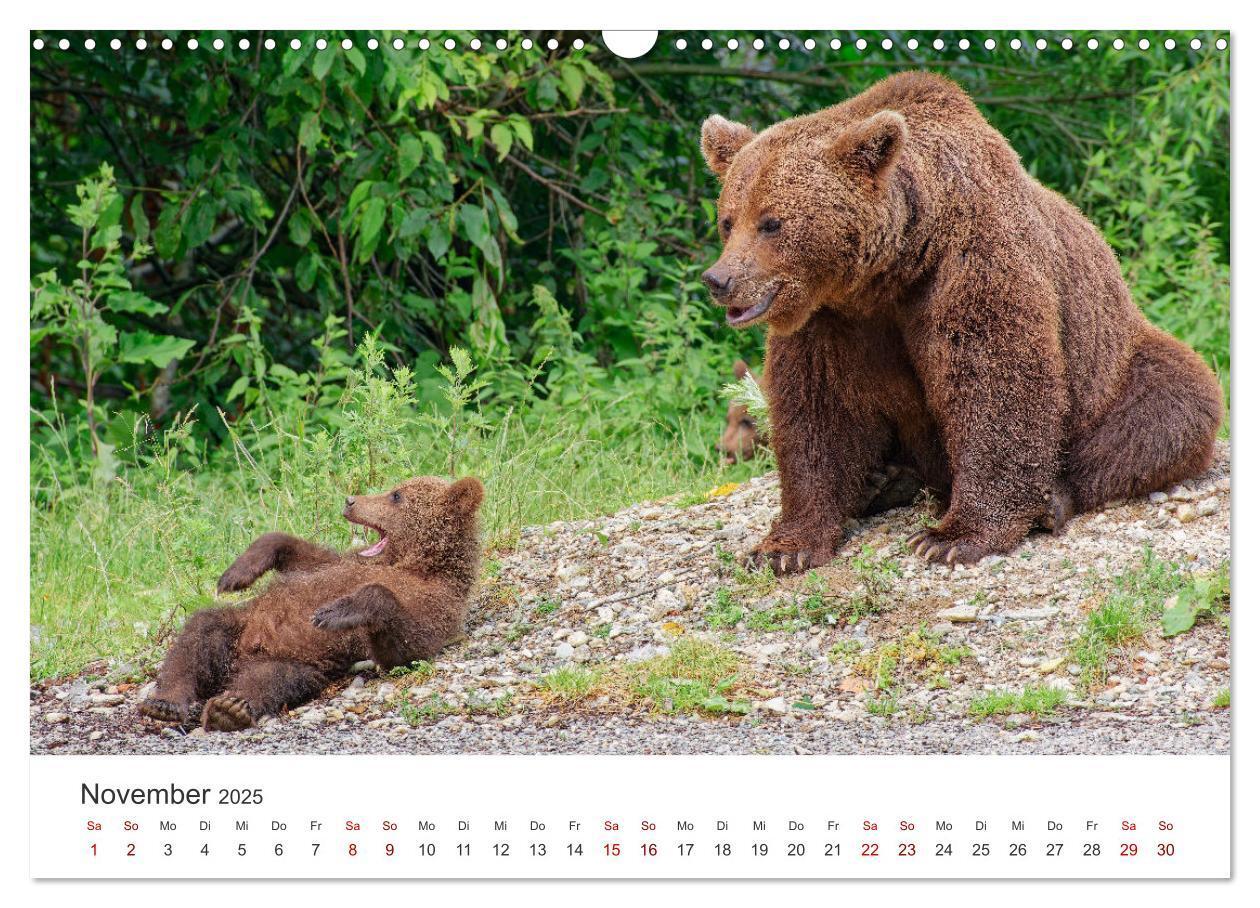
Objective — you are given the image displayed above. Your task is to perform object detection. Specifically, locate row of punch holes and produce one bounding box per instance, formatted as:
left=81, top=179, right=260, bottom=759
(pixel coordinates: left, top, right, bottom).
left=31, top=34, right=1229, bottom=53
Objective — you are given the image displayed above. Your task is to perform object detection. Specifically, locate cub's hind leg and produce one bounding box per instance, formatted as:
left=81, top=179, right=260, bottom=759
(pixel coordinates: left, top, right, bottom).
left=203, top=660, right=330, bottom=731
left=139, top=606, right=245, bottom=726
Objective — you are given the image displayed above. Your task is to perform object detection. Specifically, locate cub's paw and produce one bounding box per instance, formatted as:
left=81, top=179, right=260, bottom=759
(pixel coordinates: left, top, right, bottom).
left=202, top=696, right=256, bottom=732
left=312, top=598, right=369, bottom=631
left=1035, top=481, right=1075, bottom=535
left=745, top=540, right=837, bottom=576
left=216, top=559, right=262, bottom=595
left=906, top=528, right=998, bottom=566
left=139, top=697, right=200, bottom=726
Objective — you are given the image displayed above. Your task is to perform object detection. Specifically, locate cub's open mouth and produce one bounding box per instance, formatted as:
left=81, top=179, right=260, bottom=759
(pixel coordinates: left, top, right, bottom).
left=345, top=514, right=388, bottom=557
left=726, top=283, right=780, bottom=327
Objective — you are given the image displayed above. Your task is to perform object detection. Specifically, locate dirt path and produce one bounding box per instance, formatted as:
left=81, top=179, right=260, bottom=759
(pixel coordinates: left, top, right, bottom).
left=31, top=445, right=1231, bottom=756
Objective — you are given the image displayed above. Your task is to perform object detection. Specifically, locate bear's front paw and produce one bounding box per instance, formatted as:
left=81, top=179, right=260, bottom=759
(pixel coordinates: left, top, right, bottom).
left=202, top=695, right=256, bottom=732
left=139, top=697, right=201, bottom=726
left=312, top=598, right=369, bottom=631
left=906, top=527, right=999, bottom=566
left=217, top=559, right=262, bottom=594
left=745, top=538, right=837, bottom=576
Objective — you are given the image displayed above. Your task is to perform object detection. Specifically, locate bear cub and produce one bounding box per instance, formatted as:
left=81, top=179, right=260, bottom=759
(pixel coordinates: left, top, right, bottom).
left=139, top=475, right=484, bottom=731
left=717, top=359, right=767, bottom=464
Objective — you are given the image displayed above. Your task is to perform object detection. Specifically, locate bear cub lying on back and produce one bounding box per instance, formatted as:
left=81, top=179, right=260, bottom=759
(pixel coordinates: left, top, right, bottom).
left=140, top=475, right=483, bottom=731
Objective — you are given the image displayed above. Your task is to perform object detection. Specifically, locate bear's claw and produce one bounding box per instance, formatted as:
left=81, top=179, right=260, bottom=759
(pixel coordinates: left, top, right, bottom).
left=907, top=528, right=992, bottom=566
left=202, top=696, right=256, bottom=732
left=745, top=545, right=834, bottom=576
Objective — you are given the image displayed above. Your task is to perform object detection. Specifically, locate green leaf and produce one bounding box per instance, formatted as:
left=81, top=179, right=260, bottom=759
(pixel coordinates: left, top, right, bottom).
left=298, top=111, right=322, bottom=152
left=107, top=291, right=167, bottom=317
left=288, top=211, right=312, bottom=247
left=425, top=223, right=452, bottom=259
left=129, top=194, right=150, bottom=244
left=355, top=197, right=387, bottom=262
left=489, top=123, right=513, bottom=160
left=224, top=375, right=250, bottom=403
left=295, top=252, right=320, bottom=291
left=312, top=49, right=336, bottom=80
left=182, top=199, right=216, bottom=251
left=558, top=63, right=585, bottom=106
left=117, top=331, right=197, bottom=368
left=398, top=134, right=423, bottom=180
left=534, top=74, right=559, bottom=110
left=345, top=47, right=367, bottom=76
left=154, top=204, right=183, bottom=259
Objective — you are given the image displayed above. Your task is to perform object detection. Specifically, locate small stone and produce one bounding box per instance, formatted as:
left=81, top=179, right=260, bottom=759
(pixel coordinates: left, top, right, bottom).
left=1170, top=485, right=1194, bottom=502
left=566, top=631, right=589, bottom=646
left=88, top=731, right=104, bottom=742
left=1149, top=491, right=1169, bottom=504
left=936, top=604, right=979, bottom=623
left=759, top=697, right=789, bottom=714
left=43, top=712, right=69, bottom=724
left=1037, top=657, right=1065, bottom=674
left=1196, top=496, right=1220, bottom=518
left=87, top=693, right=125, bottom=707
left=555, top=642, right=575, bottom=661
left=1175, top=504, right=1197, bottom=523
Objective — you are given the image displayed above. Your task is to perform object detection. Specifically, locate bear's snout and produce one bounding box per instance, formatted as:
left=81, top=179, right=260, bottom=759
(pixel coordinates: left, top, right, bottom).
left=702, top=265, right=734, bottom=298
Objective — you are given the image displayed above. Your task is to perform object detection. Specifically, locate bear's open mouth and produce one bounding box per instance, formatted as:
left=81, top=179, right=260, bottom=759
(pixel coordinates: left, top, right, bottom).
left=726, top=283, right=780, bottom=327
left=346, top=515, right=388, bottom=558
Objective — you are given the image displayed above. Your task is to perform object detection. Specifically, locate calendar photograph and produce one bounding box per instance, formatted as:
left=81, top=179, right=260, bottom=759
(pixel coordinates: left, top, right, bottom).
left=29, top=28, right=1231, bottom=765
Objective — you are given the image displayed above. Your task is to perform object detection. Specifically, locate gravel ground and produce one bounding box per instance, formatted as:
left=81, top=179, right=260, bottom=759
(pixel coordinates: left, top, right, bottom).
left=31, top=444, right=1231, bottom=756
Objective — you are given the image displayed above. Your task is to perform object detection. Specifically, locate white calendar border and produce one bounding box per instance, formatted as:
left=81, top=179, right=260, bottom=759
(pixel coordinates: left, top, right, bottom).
left=6, top=0, right=1252, bottom=901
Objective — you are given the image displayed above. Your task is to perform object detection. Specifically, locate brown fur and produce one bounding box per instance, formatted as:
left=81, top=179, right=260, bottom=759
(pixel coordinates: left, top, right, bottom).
left=717, top=359, right=769, bottom=463
left=139, top=476, right=484, bottom=730
left=700, top=72, right=1223, bottom=573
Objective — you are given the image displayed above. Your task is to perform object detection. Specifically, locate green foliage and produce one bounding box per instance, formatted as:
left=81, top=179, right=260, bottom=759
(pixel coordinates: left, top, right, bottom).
left=537, top=665, right=602, bottom=701
left=1160, top=562, right=1230, bottom=637
left=1077, top=53, right=1231, bottom=392
left=969, top=685, right=1068, bottom=719
left=623, top=637, right=748, bottom=715
left=1070, top=551, right=1227, bottom=687
left=31, top=164, right=194, bottom=481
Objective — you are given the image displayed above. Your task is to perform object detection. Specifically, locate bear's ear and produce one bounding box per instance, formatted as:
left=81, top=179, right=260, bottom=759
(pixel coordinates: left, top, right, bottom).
left=701, top=115, right=756, bottom=178
left=445, top=476, right=485, bottom=516
left=833, top=110, right=907, bottom=181
left=733, top=359, right=750, bottom=380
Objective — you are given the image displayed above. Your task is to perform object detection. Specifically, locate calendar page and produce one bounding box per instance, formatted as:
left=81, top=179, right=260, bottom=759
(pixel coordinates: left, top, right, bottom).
left=24, top=11, right=1236, bottom=891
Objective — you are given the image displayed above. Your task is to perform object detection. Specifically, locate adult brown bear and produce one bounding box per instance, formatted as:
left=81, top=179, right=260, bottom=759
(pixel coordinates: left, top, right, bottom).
left=700, top=71, right=1222, bottom=574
